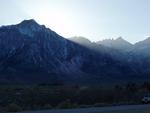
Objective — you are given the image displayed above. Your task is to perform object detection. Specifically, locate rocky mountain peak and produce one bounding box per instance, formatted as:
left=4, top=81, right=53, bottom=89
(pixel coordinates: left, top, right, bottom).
left=69, top=36, right=91, bottom=44
left=19, top=19, right=39, bottom=27
left=115, top=37, right=124, bottom=41
left=17, top=19, right=44, bottom=37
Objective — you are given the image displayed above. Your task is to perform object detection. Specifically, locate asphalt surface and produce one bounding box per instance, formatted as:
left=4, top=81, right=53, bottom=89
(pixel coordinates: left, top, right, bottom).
left=10, top=104, right=150, bottom=113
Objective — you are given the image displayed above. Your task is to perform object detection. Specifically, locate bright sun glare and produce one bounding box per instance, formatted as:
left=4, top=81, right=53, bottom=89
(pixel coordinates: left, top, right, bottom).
left=26, top=3, right=74, bottom=38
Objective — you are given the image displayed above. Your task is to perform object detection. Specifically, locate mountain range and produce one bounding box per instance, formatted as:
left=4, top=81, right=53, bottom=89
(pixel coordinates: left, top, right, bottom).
left=0, top=19, right=150, bottom=85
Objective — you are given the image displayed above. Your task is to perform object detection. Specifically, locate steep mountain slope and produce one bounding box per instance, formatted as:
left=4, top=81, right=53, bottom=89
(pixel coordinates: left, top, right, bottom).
left=129, top=37, right=150, bottom=76
left=0, top=20, right=70, bottom=84
left=133, top=37, right=150, bottom=56
left=0, top=20, right=149, bottom=85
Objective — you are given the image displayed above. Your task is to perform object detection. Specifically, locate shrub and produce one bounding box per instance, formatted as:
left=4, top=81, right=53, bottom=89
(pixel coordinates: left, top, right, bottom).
left=43, top=104, right=52, bottom=109
left=57, top=100, right=72, bottom=109
left=5, top=103, right=22, bottom=112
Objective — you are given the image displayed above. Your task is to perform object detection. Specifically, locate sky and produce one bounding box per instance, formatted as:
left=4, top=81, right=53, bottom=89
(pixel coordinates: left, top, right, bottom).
left=0, top=0, right=150, bottom=43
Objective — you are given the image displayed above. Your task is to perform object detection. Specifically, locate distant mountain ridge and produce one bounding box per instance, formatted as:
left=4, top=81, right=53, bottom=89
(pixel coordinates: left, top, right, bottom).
left=97, top=37, right=133, bottom=51
left=0, top=19, right=150, bottom=85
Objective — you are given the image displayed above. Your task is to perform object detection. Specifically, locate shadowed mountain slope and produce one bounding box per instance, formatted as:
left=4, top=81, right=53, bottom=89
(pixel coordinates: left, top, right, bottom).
left=0, top=20, right=150, bottom=85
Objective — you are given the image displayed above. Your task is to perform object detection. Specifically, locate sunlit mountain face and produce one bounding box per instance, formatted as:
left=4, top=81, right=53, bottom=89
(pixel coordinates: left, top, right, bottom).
left=0, top=19, right=150, bottom=85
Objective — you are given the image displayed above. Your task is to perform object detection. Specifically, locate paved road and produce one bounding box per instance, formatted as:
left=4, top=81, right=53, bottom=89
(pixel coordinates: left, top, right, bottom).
left=11, top=104, right=150, bottom=113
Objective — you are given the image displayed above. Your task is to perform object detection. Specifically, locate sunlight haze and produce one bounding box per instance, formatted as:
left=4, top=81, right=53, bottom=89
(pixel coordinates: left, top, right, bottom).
left=1, top=0, right=150, bottom=43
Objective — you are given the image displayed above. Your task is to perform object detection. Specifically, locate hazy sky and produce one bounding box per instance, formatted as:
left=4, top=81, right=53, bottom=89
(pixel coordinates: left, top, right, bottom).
left=0, top=0, right=150, bottom=43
